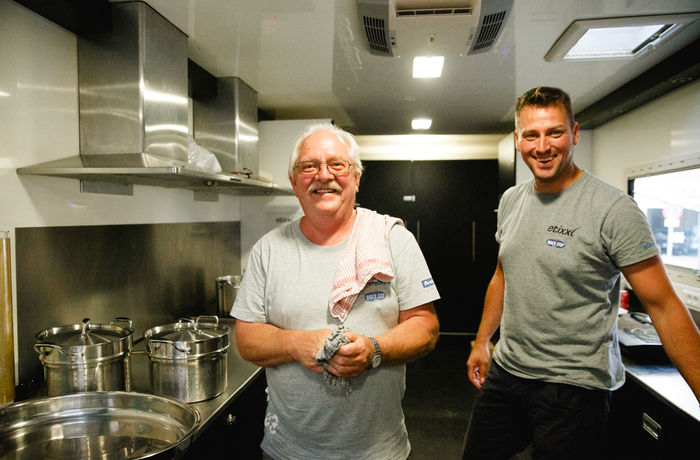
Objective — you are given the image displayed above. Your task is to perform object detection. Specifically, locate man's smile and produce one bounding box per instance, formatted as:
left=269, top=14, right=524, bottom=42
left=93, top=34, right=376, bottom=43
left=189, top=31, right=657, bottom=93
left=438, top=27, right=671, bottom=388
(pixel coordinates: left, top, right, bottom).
left=308, top=181, right=343, bottom=195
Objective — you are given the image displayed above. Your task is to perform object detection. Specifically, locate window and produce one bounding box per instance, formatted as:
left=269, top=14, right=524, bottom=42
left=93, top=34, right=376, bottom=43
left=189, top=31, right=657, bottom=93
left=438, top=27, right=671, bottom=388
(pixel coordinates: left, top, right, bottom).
left=629, top=166, right=700, bottom=273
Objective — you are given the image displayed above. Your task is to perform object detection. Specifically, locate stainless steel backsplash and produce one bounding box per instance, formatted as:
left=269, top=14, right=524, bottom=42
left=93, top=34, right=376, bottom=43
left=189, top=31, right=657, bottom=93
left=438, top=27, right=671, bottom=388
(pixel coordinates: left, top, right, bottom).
left=15, top=221, right=240, bottom=395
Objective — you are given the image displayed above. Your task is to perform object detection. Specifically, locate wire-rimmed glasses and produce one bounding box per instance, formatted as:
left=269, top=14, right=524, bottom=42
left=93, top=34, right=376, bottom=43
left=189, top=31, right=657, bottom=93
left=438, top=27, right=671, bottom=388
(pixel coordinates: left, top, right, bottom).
left=294, top=159, right=355, bottom=176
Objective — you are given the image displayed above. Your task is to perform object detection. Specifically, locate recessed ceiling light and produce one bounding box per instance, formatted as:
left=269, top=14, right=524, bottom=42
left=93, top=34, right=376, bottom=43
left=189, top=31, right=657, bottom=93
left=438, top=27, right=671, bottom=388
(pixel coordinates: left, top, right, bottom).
left=412, top=118, right=432, bottom=130
left=545, top=13, right=700, bottom=61
left=412, top=56, right=444, bottom=78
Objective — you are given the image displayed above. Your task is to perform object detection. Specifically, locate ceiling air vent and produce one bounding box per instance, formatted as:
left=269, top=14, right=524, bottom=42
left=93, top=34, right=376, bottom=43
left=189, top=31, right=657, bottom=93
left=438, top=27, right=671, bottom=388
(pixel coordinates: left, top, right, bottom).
left=362, top=16, right=393, bottom=55
left=469, top=9, right=508, bottom=53
left=356, top=0, right=513, bottom=57
left=396, top=7, right=473, bottom=17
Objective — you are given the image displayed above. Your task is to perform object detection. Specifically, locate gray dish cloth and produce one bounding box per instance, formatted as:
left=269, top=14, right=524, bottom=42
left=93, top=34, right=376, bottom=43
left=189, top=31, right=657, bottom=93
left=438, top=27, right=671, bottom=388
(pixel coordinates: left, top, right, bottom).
left=315, top=325, right=351, bottom=395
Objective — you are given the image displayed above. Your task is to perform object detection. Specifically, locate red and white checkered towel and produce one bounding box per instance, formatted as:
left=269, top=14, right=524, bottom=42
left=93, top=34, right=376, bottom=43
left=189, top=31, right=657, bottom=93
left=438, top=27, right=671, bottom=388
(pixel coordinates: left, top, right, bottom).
left=328, top=207, right=404, bottom=323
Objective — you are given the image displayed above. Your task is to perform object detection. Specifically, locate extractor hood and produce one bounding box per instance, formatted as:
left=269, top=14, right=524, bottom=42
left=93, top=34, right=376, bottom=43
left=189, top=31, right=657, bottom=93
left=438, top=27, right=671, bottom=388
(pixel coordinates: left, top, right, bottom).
left=17, top=1, right=291, bottom=197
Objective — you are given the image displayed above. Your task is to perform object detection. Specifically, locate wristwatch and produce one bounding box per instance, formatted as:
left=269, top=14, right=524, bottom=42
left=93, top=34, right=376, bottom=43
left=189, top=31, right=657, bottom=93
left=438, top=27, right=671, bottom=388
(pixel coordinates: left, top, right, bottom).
left=368, top=336, right=382, bottom=368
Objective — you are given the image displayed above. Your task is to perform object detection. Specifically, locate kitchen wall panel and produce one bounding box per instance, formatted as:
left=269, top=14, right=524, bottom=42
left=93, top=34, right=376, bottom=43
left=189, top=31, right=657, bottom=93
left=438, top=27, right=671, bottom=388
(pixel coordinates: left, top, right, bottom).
left=591, top=79, right=700, bottom=192
left=15, top=221, right=240, bottom=396
left=0, top=0, right=242, bottom=390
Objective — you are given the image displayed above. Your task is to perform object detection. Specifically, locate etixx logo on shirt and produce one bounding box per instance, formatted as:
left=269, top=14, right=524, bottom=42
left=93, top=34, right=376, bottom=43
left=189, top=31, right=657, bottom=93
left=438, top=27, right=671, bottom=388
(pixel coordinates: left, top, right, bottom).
left=545, top=224, right=581, bottom=249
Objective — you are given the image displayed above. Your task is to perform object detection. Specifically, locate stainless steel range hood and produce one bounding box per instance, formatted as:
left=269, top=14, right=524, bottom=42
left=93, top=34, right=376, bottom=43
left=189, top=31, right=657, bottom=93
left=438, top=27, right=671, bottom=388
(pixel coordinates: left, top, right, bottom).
left=194, top=77, right=260, bottom=176
left=78, top=1, right=188, bottom=168
left=17, top=1, right=291, bottom=197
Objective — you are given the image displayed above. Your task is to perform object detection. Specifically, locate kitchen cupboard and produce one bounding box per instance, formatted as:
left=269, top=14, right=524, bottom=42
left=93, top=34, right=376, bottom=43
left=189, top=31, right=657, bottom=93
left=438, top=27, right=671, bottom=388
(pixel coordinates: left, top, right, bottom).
left=356, top=160, right=499, bottom=333
left=183, top=372, right=267, bottom=459
left=604, top=375, right=698, bottom=459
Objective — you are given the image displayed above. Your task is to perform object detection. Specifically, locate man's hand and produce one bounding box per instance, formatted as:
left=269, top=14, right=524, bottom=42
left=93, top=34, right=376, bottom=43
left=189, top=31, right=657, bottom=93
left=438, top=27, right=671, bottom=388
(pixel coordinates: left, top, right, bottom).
left=323, top=330, right=373, bottom=379
left=285, top=328, right=333, bottom=374
left=467, top=342, right=491, bottom=389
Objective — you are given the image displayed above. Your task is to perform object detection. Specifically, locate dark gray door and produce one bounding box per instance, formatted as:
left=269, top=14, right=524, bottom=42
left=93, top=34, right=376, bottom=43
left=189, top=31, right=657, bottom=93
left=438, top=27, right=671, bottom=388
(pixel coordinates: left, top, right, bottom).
left=356, top=160, right=499, bottom=333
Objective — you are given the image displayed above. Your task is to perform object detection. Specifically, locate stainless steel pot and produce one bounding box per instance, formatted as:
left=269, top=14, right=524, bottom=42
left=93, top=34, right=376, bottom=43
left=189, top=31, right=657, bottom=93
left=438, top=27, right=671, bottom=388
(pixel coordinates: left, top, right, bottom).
left=34, top=318, right=133, bottom=397
left=0, top=391, right=199, bottom=459
left=216, top=274, right=241, bottom=317
left=144, top=316, right=229, bottom=403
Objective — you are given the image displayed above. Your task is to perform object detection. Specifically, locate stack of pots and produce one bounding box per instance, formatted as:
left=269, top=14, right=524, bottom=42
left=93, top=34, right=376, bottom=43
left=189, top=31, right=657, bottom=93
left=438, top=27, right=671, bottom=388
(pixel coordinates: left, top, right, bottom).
left=144, top=316, right=229, bottom=403
left=34, top=318, right=134, bottom=397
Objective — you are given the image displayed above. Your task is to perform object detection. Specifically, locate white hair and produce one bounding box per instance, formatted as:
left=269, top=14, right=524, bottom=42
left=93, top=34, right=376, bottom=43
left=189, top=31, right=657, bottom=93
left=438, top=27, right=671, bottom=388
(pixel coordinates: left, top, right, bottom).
left=288, top=122, right=363, bottom=178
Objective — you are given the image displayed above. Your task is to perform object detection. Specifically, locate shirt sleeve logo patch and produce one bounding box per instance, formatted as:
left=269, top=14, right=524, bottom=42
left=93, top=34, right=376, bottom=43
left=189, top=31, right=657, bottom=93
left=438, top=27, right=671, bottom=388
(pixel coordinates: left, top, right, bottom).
left=421, top=278, right=435, bottom=288
left=546, top=238, right=566, bottom=248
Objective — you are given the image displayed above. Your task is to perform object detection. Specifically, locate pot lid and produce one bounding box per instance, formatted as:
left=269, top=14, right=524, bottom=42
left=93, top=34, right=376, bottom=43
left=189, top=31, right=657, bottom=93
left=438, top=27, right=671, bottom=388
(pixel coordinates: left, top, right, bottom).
left=150, top=317, right=228, bottom=342
left=156, top=326, right=226, bottom=343
left=145, top=317, right=229, bottom=358
left=36, top=318, right=133, bottom=347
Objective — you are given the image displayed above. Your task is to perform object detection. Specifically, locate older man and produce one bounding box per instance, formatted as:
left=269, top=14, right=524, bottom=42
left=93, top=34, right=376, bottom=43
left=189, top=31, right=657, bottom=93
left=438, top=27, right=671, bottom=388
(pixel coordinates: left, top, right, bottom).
left=233, top=122, right=440, bottom=460
left=462, top=87, right=700, bottom=460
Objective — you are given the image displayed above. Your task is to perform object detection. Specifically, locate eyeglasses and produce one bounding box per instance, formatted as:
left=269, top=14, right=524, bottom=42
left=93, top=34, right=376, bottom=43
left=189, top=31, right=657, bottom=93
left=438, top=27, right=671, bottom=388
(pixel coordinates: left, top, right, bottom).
left=294, top=159, right=355, bottom=176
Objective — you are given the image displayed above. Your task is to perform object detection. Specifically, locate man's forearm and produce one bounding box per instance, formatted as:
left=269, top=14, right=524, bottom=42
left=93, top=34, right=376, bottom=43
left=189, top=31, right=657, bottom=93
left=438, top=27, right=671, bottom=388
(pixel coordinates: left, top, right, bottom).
left=235, top=321, right=295, bottom=367
left=377, top=303, right=439, bottom=366
left=473, top=261, right=505, bottom=347
left=235, top=320, right=333, bottom=372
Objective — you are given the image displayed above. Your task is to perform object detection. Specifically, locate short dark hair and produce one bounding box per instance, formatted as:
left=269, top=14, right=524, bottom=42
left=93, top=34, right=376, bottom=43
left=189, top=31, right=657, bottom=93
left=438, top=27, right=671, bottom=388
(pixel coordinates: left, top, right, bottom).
left=515, top=87, right=575, bottom=130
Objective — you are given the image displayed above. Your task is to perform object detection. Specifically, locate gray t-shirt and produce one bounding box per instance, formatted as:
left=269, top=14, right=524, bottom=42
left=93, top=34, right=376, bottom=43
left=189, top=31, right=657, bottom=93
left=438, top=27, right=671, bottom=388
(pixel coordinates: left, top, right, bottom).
left=493, top=171, right=658, bottom=390
left=232, top=219, right=440, bottom=460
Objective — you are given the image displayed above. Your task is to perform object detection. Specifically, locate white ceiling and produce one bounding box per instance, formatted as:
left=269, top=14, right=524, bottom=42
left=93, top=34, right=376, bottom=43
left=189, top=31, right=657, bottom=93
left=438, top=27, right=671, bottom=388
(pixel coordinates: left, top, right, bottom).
left=140, top=0, right=700, bottom=136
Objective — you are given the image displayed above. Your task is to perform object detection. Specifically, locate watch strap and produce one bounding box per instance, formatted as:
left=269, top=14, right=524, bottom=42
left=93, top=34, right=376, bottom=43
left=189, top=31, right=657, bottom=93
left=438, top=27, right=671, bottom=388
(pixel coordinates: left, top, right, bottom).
left=368, top=336, right=381, bottom=368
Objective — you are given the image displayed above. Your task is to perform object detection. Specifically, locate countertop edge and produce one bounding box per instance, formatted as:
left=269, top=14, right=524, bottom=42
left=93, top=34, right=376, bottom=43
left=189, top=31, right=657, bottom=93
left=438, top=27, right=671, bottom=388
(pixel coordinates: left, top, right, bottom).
left=622, top=357, right=700, bottom=423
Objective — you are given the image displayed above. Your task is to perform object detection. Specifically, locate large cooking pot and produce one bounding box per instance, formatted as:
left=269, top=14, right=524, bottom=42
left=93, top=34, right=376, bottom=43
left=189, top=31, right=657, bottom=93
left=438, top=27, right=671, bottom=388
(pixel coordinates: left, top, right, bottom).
left=34, top=318, right=133, bottom=397
left=144, top=316, right=229, bottom=403
left=0, top=391, right=199, bottom=459
left=216, top=275, right=241, bottom=317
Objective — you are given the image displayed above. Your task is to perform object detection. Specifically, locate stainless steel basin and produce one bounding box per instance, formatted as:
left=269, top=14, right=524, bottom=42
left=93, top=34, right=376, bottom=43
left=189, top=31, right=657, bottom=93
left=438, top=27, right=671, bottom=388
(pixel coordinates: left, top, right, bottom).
left=0, top=391, right=200, bottom=459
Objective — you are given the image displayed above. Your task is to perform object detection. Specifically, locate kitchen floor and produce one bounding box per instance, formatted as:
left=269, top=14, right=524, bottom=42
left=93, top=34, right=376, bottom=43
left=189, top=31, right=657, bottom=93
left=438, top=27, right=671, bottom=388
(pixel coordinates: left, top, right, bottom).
left=403, top=335, right=532, bottom=460
left=403, top=334, right=473, bottom=460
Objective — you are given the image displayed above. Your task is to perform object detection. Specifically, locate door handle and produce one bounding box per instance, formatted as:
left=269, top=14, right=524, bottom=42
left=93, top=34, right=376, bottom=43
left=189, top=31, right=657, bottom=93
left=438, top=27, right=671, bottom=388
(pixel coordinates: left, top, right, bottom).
left=642, top=412, right=661, bottom=441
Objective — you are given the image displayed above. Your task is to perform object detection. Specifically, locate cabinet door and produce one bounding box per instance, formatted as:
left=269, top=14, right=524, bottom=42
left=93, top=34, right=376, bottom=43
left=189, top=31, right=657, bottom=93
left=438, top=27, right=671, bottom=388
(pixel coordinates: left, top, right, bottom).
left=183, top=372, right=267, bottom=459
left=604, top=377, right=699, bottom=459
left=356, top=160, right=499, bottom=333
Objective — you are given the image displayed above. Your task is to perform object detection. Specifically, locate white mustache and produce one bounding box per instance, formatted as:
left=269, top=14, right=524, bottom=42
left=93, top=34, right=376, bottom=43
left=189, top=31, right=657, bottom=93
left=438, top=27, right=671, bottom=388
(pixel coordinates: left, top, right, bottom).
left=308, top=181, right=343, bottom=193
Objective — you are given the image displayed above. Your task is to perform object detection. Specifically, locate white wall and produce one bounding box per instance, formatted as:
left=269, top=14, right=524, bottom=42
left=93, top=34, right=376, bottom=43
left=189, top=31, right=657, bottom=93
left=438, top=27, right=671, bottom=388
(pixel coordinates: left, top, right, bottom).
left=590, top=79, right=700, bottom=293
left=356, top=134, right=503, bottom=161
left=591, top=79, right=700, bottom=191
left=0, top=0, right=241, bottom=380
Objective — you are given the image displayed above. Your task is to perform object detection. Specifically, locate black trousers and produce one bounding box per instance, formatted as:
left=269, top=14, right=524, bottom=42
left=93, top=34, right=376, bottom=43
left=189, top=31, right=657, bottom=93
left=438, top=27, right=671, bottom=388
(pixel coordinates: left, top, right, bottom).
left=462, top=361, right=611, bottom=460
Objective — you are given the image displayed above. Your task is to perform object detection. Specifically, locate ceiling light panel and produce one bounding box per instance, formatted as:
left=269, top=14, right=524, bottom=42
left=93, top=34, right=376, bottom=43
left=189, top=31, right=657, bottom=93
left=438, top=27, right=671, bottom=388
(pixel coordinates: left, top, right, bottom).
left=412, top=56, right=444, bottom=78
left=412, top=118, right=432, bottom=130
left=545, top=13, right=700, bottom=61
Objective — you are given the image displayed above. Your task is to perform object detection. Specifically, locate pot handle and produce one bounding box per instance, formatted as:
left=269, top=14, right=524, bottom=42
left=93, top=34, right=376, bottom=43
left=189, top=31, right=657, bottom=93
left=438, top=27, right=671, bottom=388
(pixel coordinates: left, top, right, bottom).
left=196, top=315, right=219, bottom=326
left=110, top=317, right=133, bottom=329
left=147, top=339, right=191, bottom=355
left=34, top=343, right=84, bottom=360
left=176, top=318, right=195, bottom=329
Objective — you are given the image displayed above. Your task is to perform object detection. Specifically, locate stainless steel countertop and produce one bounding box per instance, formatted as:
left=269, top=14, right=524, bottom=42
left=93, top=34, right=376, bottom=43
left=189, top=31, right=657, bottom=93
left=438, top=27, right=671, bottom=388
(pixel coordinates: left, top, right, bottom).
left=623, top=357, right=700, bottom=423
left=130, top=319, right=263, bottom=437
